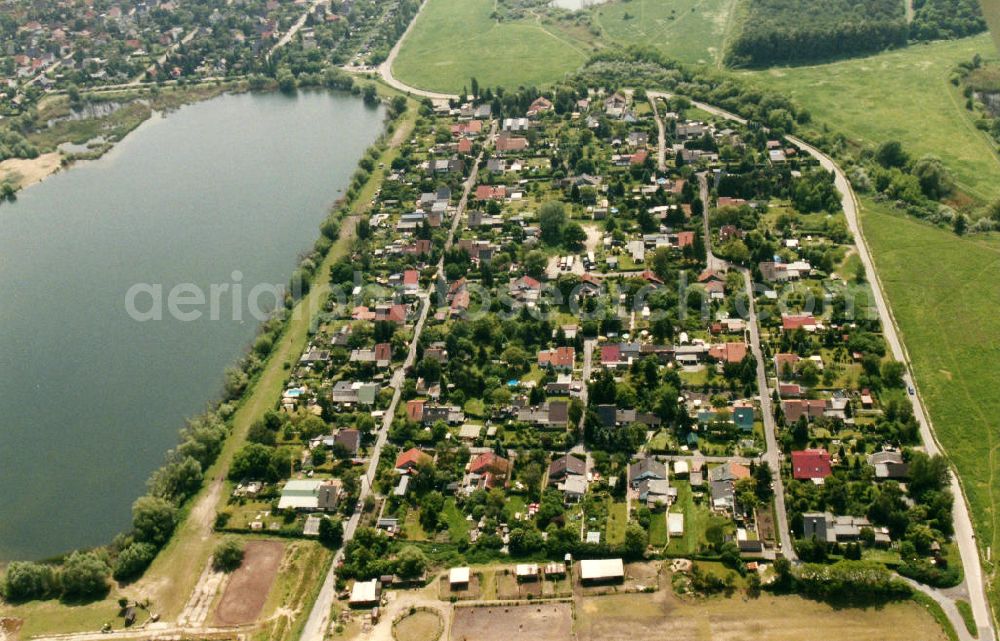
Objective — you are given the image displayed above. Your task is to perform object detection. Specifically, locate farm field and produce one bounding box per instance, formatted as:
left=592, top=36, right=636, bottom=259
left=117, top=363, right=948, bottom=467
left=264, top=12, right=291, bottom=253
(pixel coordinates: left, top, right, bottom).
left=391, top=0, right=592, bottom=94
left=574, top=590, right=948, bottom=641
left=859, top=197, right=1000, bottom=610
left=743, top=35, right=1000, bottom=203
left=451, top=602, right=574, bottom=641
left=213, top=540, right=284, bottom=626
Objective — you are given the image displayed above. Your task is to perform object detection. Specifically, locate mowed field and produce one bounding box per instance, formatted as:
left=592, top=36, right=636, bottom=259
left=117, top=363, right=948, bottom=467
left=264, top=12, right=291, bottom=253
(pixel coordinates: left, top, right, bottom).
left=743, top=35, right=1000, bottom=203
left=860, top=198, right=1000, bottom=608
left=391, top=0, right=592, bottom=94
left=574, top=591, right=948, bottom=641
left=391, top=0, right=736, bottom=93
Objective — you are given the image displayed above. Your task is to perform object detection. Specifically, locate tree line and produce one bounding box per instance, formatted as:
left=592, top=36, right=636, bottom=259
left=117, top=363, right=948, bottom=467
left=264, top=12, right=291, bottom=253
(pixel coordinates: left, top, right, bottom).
left=724, top=0, right=908, bottom=67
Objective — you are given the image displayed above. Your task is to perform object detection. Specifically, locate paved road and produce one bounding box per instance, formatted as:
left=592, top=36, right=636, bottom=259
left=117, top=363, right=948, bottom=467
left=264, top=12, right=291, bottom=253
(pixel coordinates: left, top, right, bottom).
left=659, top=91, right=992, bottom=638
left=297, top=127, right=490, bottom=641
left=788, top=133, right=995, bottom=640
left=694, top=171, right=796, bottom=561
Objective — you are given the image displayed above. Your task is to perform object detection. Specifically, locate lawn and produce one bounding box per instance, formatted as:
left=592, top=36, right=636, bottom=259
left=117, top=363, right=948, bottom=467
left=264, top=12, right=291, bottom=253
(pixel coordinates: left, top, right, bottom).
left=606, top=500, right=629, bottom=545
left=648, top=511, right=668, bottom=548
left=392, top=0, right=591, bottom=94
left=665, top=481, right=726, bottom=556
left=744, top=35, right=1000, bottom=203
left=442, top=498, right=470, bottom=543
left=594, top=0, right=736, bottom=66
left=860, top=197, right=1000, bottom=611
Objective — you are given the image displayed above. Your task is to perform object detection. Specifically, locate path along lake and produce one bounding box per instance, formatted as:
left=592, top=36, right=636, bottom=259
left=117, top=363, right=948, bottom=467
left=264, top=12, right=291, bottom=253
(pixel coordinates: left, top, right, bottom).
left=0, top=90, right=384, bottom=560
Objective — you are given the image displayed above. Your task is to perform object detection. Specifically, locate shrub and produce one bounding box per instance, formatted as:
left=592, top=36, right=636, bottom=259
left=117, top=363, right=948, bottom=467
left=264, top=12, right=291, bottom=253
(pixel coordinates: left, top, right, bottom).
left=212, top=538, right=245, bottom=573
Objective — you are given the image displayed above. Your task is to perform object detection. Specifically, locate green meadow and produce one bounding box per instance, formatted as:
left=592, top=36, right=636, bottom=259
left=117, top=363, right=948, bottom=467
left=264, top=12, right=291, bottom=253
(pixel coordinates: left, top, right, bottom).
left=593, top=0, right=737, bottom=66
left=861, top=197, right=1000, bottom=606
left=391, top=0, right=592, bottom=94
left=743, top=35, right=1000, bottom=203
left=391, top=0, right=737, bottom=93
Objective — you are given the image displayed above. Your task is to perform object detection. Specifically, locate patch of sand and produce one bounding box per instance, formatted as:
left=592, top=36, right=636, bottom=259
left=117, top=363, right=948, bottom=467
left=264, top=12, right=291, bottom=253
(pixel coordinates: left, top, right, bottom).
left=0, top=152, right=62, bottom=190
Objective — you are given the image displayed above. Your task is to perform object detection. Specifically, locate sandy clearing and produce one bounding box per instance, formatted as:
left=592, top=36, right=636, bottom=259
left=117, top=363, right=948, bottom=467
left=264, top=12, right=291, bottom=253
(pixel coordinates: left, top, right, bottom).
left=0, top=152, right=62, bottom=190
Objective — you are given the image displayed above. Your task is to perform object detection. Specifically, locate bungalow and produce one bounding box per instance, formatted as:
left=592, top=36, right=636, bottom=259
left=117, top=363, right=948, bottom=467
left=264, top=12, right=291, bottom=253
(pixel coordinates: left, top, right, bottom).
left=503, top=117, right=529, bottom=132
left=450, top=120, right=483, bottom=138
left=548, top=453, right=586, bottom=484
left=334, top=429, right=361, bottom=457
left=527, top=96, right=553, bottom=117
left=791, top=449, right=832, bottom=482
left=422, top=404, right=465, bottom=425
left=636, top=478, right=672, bottom=507
left=475, top=185, right=507, bottom=201
left=629, top=458, right=667, bottom=485
left=395, top=447, right=432, bottom=473
left=509, top=275, right=542, bottom=304
left=782, top=399, right=827, bottom=423
left=516, top=401, right=569, bottom=428
left=781, top=314, right=819, bottom=332
left=402, top=269, right=420, bottom=293
left=457, top=138, right=473, bottom=154
left=496, top=134, right=529, bottom=153
left=466, top=452, right=511, bottom=490
left=759, top=260, right=812, bottom=283
left=559, top=475, right=588, bottom=503
left=732, top=404, right=754, bottom=432
left=708, top=342, right=748, bottom=364
left=546, top=373, right=584, bottom=397
left=600, top=344, right=624, bottom=368
left=330, top=381, right=379, bottom=406
left=277, top=479, right=342, bottom=512
left=774, top=353, right=801, bottom=379
left=868, top=450, right=909, bottom=480
left=803, top=512, right=890, bottom=545
left=538, top=346, right=575, bottom=370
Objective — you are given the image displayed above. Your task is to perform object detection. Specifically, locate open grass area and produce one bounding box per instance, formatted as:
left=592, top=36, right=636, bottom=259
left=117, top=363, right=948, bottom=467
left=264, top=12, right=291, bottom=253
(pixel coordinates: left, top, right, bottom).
left=956, top=599, right=978, bottom=638
left=743, top=35, right=1000, bottom=203
left=593, top=0, right=736, bottom=66
left=442, top=498, right=470, bottom=543
left=860, top=196, right=1000, bottom=611
left=575, top=590, right=949, bottom=641
left=391, top=0, right=591, bottom=94
left=392, top=0, right=739, bottom=93
left=606, top=500, right=629, bottom=545
left=664, top=481, right=730, bottom=556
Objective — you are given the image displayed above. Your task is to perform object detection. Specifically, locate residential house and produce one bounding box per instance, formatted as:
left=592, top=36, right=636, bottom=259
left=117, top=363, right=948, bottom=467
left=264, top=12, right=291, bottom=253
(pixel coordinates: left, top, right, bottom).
left=791, top=449, right=832, bottom=482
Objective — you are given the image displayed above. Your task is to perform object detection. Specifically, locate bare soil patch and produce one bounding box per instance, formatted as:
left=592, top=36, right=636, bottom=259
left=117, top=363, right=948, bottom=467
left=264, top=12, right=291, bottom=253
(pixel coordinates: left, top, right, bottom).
left=450, top=603, right=572, bottom=641
left=212, top=539, right=284, bottom=626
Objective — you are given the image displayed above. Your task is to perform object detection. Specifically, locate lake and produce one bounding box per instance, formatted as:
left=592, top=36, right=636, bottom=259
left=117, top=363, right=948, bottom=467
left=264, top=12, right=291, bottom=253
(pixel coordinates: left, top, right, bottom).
left=0, top=90, right=384, bottom=560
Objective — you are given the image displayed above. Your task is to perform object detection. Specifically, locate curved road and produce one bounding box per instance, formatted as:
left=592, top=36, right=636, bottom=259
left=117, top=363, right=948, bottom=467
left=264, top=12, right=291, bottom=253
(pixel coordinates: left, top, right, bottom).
left=652, top=91, right=993, bottom=641
left=375, top=0, right=458, bottom=101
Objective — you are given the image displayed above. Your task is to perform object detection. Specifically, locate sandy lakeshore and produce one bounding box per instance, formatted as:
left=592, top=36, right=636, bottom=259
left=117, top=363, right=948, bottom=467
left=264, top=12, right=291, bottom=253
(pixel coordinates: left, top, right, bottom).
left=0, top=152, right=62, bottom=190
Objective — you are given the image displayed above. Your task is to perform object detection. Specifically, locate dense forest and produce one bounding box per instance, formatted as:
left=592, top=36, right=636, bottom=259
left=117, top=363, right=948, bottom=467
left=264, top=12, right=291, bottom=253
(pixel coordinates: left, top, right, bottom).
left=724, top=0, right=908, bottom=67
left=910, top=0, right=987, bottom=40
left=725, top=0, right=988, bottom=67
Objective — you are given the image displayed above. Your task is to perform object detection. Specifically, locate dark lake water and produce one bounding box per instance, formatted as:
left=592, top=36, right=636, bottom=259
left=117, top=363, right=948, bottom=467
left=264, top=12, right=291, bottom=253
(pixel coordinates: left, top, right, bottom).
left=0, top=90, right=384, bottom=560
